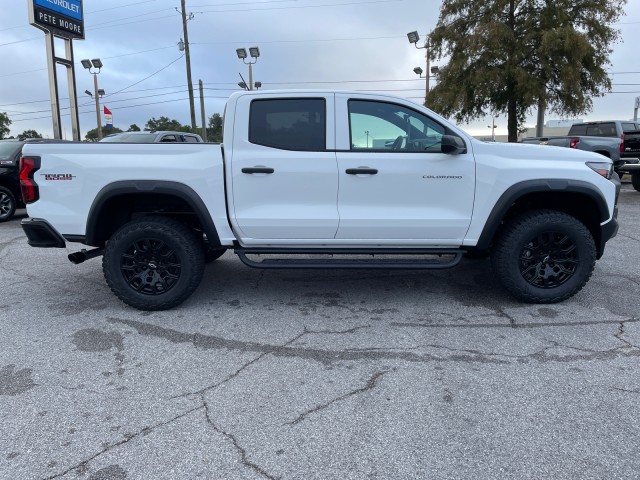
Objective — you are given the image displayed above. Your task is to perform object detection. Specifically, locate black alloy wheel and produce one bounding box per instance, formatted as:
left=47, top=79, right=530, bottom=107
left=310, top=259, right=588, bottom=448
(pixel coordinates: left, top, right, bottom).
left=491, top=210, right=596, bottom=303
left=518, top=232, right=578, bottom=289
left=120, top=238, right=183, bottom=295
left=103, top=216, right=205, bottom=310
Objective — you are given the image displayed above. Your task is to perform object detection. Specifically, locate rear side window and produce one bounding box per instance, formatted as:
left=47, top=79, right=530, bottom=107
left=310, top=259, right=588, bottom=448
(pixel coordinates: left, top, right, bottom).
left=184, top=135, right=200, bottom=143
left=570, top=123, right=617, bottom=137
left=249, top=98, right=326, bottom=151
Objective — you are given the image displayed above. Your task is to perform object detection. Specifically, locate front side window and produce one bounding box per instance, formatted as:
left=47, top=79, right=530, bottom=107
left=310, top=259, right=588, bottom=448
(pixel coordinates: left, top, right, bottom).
left=160, top=135, right=178, bottom=143
left=184, top=135, right=200, bottom=143
left=249, top=98, right=326, bottom=151
left=349, top=100, right=446, bottom=153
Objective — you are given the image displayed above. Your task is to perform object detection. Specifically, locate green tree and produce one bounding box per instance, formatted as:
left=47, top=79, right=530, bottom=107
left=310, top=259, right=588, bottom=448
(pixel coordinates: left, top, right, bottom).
left=145, top=116, right=183, bottom=132
left=428, top=0, right=625, bottom=142
left=0, top=112, right=11, bottom=139
left=85, top=126, right=123, bottom=142
left=127, top=124, right=141, bottom=132
left=207, top=113, right=223, bottom=142
left=17, top=129, right=43, bottom=140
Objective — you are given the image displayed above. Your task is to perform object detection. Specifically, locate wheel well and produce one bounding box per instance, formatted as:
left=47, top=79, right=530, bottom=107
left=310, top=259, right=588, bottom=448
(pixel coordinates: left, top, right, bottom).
left=488, top=191, right=603, bottom=253
left=88, top=192, right=211, bottom=247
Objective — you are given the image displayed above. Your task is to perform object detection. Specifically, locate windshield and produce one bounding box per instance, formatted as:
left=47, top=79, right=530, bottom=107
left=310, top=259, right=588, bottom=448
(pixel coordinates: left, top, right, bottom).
left=0, top=141, right=22, bottom=160
left=100, top=133, right=158, bottom=143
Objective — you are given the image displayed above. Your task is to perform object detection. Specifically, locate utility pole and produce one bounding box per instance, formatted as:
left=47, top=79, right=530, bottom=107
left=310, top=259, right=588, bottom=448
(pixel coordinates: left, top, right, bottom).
left=199, top=79, right=207, bottom=142
left=180, top=0, right=197, bottom=130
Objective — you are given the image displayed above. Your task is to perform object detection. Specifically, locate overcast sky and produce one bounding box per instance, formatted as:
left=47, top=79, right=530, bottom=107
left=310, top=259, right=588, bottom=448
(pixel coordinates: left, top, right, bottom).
left=1, top=0, right=640, bottom=140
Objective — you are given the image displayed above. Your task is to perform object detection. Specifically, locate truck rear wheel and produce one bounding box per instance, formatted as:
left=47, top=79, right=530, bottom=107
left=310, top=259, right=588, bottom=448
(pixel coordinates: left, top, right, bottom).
left=103, top=216, right=205, bottom=310
left=632, top=172, right=640, bottom=192
left=0, top=186, right=17, bottom=223
left=491, top=210, right=596, bottom=303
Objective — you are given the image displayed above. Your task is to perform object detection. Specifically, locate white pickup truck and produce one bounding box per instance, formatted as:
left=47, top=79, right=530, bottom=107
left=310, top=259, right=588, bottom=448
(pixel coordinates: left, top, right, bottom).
left=19, top=90, right=620, bottom=310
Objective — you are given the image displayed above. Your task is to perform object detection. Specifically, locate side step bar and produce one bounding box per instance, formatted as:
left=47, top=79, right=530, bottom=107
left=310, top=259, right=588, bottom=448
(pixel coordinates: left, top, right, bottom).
left=235, top=247, right=464, bottom=270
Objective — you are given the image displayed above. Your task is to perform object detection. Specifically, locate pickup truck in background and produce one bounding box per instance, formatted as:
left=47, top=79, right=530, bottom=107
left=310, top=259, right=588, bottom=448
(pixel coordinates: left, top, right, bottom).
left=521, top=120, right=640, bottom=182
left=19, top=90, right=620, bottom=310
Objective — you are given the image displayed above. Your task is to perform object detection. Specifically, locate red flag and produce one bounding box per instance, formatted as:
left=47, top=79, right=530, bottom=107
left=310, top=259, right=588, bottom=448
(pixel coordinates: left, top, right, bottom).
left=103, top=106, right=112, bottom=115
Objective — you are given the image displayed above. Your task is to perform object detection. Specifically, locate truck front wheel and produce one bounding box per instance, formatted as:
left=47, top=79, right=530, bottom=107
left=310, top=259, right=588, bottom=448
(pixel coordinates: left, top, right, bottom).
left=103, top=216, right=205, bottom=310
left=491, top=210, right=596, bottom=303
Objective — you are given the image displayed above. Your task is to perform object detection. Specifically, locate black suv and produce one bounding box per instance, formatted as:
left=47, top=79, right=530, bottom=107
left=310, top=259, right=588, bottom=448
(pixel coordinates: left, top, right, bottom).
left=0, top=138, right=69, bottom=222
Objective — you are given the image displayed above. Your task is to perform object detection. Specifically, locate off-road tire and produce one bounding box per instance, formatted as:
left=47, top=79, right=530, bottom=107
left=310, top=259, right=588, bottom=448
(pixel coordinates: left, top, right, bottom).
left=103, top=216, right=205, bottom=310
left=491, top=210, right=596, bottom=303
left=0, top=186, right=17, bottom=223
left=632, top=172, right=640, bottom=192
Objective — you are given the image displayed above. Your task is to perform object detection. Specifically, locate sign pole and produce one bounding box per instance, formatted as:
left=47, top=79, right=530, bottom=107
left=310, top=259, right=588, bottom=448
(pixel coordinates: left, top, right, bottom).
left=44, top=32, right=63, bottom=139
left=65, top=39, right=81, bottom=141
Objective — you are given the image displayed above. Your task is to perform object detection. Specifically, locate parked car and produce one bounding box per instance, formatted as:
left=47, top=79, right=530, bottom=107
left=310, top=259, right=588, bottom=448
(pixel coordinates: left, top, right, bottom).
left=100, top=131, right=204, bottom=143
left=0, top=138, right=70, bottom=222
left=521, top=120, right=640, bottom=177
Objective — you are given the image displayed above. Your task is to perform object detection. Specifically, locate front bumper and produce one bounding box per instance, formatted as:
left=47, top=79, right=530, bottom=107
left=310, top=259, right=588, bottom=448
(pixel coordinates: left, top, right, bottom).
left=21, top=218, right=66, bottom=248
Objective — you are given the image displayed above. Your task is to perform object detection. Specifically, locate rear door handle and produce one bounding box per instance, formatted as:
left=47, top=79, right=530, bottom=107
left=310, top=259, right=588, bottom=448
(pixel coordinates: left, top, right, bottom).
left=242, top=167, right=274, bottom=174
left=345, top=168, right=378, bottom=175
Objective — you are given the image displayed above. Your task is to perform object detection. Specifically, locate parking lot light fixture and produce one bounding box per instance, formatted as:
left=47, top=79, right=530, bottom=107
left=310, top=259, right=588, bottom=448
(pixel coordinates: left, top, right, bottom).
left=413, top=66, right=424, bottom=77
left=407, top=31, right=420, bottom=45
left=82, top=57, right=104, bottom=140
left=236, top=46, right=261, bottom=91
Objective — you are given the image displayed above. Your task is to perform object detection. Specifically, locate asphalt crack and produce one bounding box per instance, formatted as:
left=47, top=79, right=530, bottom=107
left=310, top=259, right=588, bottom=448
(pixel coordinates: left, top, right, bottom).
left=42, top=404, right=204, bottom=480
left=202, top=396, right=277, bottom=480
left=285, top=371, right=388, bottom=426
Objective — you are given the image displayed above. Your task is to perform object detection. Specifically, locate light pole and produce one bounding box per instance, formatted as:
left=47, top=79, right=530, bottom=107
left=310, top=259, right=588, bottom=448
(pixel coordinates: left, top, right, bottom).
left=81, top=58, right=103, bottom=141
left=407, top=31, right=432, bottom=107
left=236, top=47, right=260, bottom=90
left=365, top=130, right=370, bottom=148
left=412, top=65, right=439, bottom=106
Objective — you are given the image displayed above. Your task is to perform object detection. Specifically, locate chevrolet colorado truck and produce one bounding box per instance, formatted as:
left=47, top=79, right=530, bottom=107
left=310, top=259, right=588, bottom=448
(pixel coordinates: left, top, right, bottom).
left=521, top=120, right=640, bottom=178
left=19, top=91, right=620, bottom=310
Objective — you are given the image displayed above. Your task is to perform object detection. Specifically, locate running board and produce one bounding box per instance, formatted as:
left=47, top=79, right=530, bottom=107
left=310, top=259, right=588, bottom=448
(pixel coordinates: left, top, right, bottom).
left=234, top=247, right=464, bottom=270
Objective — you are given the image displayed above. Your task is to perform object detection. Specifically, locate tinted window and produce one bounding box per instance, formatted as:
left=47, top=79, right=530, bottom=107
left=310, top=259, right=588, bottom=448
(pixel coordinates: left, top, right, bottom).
left=348, top=100, right=446, bottom=152
left=184, top=135, right=200, bottom=143
left=160, top=135, right=178, bottom=143
left=622, top=122, right=638, bottom=132
left=569, top=124, right=587, bottom=135
left=249, top=98, right=326, bottom=151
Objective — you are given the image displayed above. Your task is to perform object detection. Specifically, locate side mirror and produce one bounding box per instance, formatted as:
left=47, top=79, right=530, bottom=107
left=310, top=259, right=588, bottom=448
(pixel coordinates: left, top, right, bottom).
left=441, top=135, right=466, bottom=154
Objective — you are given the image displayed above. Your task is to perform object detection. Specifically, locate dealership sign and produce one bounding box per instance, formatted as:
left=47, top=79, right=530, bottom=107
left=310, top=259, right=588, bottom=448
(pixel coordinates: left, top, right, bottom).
left=29, top=0, right=84, bottom=39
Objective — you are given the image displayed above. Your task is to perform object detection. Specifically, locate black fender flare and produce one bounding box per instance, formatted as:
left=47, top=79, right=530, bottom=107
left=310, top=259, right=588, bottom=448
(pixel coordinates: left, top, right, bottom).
left=85, top=180, right=221, bottom=247
left=475, top=179, right=609, bottom=251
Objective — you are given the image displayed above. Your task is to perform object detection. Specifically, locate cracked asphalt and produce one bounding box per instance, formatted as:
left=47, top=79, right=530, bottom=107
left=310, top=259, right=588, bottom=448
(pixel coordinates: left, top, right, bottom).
left=1, top=182, right=639, bottom=480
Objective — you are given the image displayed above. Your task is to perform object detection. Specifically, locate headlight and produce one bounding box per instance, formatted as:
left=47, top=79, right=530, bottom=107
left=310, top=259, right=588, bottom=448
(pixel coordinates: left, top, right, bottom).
left=586, top=161, right=614, bottom=179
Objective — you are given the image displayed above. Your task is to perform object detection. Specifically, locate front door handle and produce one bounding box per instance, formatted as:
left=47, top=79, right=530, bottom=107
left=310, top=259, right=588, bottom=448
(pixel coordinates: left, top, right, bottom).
left=345, top=168, right=378, bottom=175
left=242, top=167, right=274, bottom=174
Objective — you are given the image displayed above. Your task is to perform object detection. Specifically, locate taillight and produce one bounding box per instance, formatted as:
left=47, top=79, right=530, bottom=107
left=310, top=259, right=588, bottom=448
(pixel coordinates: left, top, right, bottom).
left=620, top=133, right=624, bottom=153
left=569, top=138, right=580, bottom=149
left=19, top=156, right=40, bottom=203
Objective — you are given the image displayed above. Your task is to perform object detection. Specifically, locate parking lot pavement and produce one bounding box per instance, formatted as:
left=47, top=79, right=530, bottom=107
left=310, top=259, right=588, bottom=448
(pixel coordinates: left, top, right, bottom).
left=0, top=185, right=639, bottom=480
